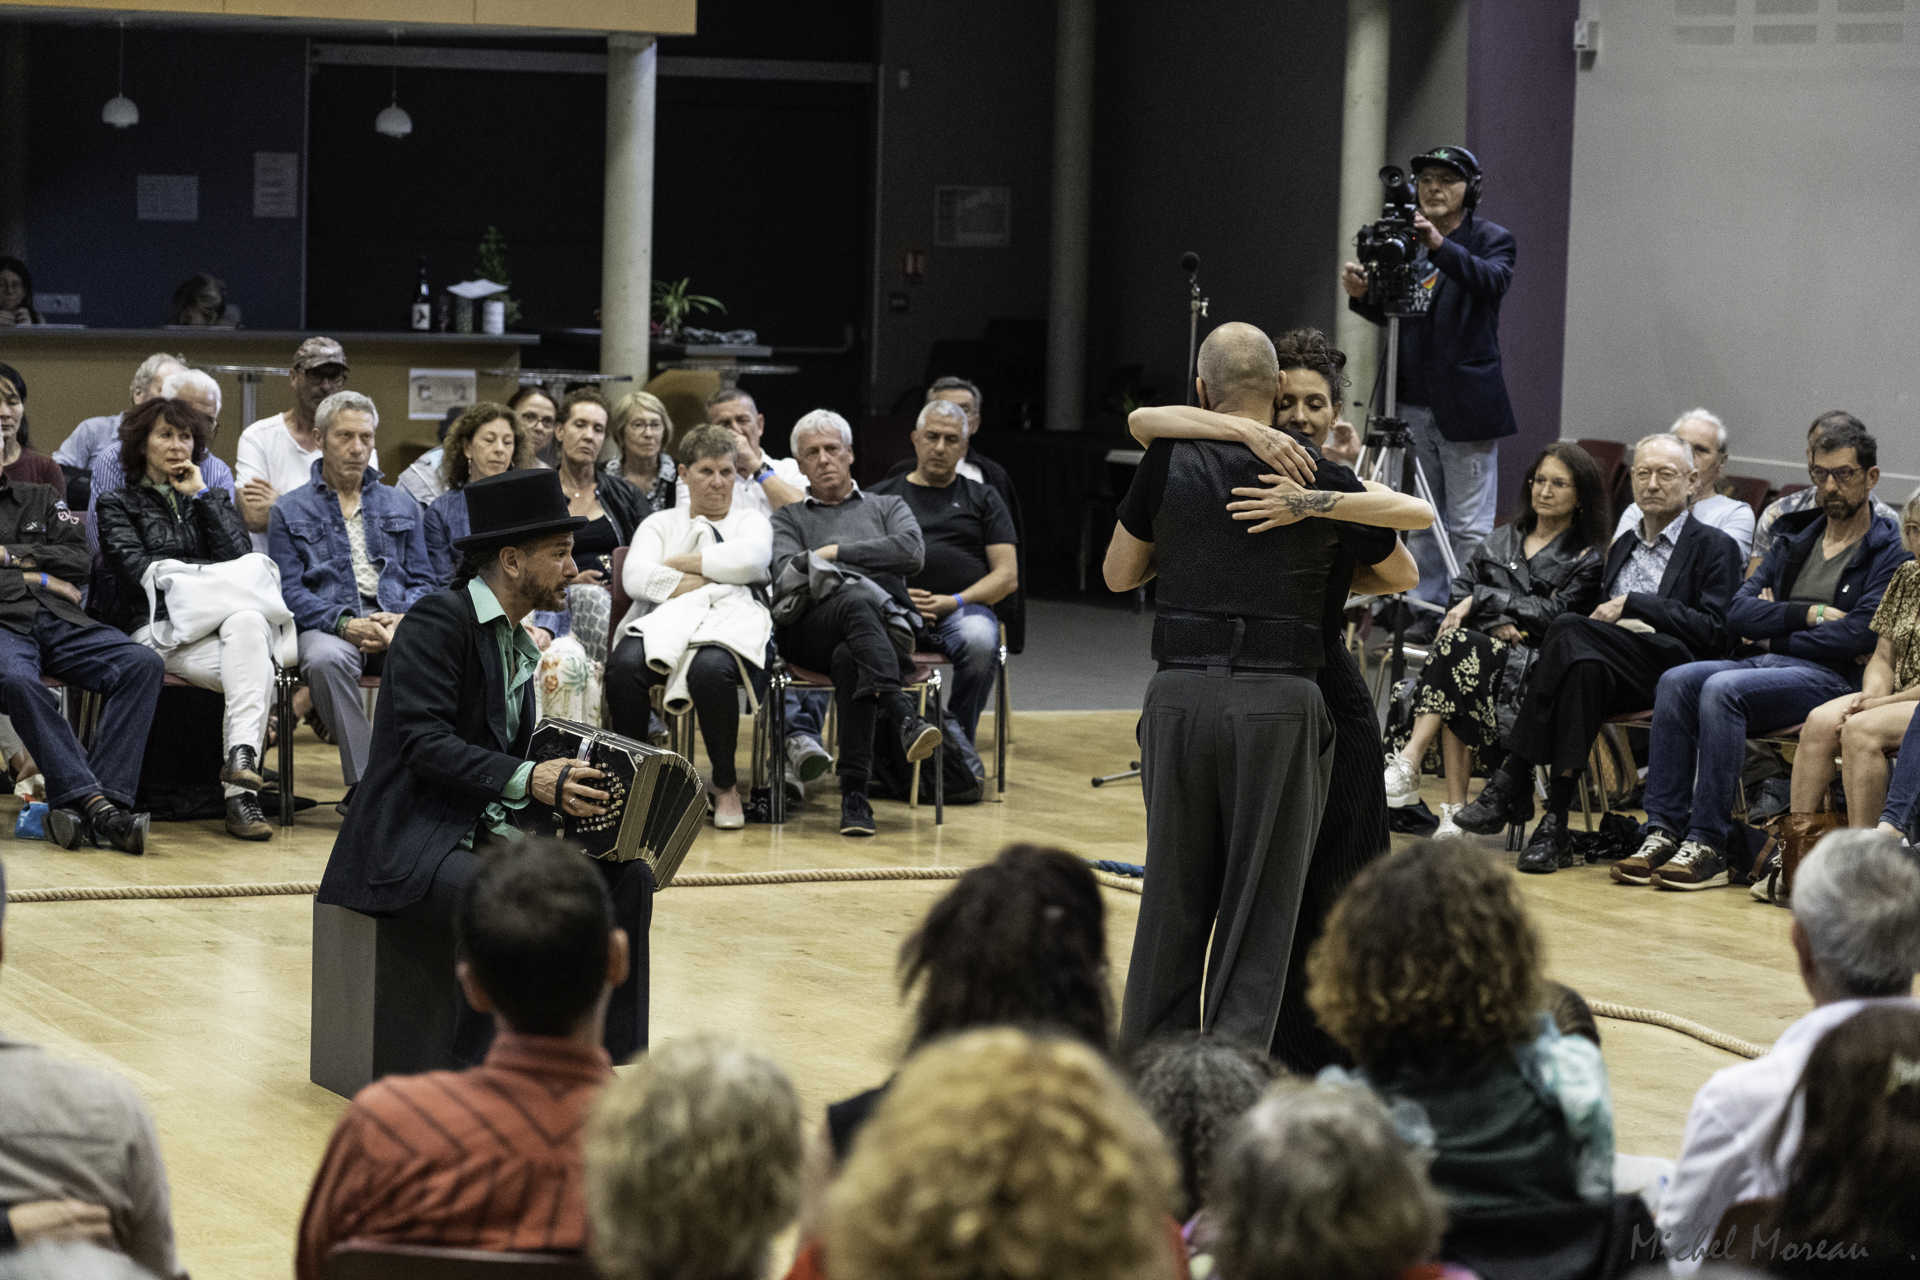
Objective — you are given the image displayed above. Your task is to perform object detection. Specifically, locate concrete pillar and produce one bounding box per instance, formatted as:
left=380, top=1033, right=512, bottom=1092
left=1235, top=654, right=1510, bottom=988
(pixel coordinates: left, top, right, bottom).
left=1045, top=0, right=1094, bottom=433
left=0, top=24, right=27, bottom=261
left=1335, top=0, right=1391, bottom=417
left=602, top=33, right=658, bottom=384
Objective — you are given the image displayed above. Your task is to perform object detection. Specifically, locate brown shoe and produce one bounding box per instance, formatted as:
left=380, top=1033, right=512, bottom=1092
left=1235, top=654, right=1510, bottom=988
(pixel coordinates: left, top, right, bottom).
left=225, top=793, right=273, bottom=842
left=1764, top=812, right=1844, bottom=907
left=1611, top=828, right=1679, bottom=885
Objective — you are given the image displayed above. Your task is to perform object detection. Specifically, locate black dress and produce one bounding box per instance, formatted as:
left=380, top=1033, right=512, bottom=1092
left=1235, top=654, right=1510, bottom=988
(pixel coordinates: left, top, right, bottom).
left=1270, top=546, right=1392, bottom=1073
left=571, top=514, right=621, bottom=581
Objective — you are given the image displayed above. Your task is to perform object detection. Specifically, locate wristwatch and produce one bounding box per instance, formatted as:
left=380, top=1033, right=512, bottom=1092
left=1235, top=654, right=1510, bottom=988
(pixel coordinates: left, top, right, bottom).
left=753, top=463, right=775, bottom=485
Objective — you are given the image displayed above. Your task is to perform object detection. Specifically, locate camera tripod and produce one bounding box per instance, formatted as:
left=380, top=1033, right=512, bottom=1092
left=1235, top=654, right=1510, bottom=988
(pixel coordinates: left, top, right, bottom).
left=1355, top=313, right=1457, bottom=693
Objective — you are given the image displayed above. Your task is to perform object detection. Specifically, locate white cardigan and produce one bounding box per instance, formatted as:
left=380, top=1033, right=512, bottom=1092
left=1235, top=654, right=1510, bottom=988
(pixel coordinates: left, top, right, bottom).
left=616, top=506, right=774, bottom=713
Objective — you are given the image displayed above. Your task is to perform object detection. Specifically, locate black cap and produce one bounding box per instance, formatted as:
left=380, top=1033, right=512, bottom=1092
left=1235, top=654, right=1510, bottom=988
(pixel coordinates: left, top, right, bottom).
left=453, top=469, right=587, bottom=551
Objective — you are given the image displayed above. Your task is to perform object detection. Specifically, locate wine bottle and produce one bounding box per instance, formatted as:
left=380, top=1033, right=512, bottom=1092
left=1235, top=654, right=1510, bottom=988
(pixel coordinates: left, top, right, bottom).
left=411, top=257, right=431, bottom=331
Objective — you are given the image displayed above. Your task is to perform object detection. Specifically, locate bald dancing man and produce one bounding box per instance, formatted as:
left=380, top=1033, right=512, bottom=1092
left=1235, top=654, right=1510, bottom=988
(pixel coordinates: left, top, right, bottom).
left=1106, top=322, right=1417, bottom=1052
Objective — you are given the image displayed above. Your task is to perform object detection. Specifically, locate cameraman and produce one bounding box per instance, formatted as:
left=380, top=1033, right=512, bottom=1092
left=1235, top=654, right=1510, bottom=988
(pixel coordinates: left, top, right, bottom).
left=1343, top=146, right=1517, bottom=620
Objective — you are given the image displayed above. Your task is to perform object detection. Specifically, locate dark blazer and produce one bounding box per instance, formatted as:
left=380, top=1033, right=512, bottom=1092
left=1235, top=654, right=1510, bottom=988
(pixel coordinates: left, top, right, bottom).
left=317, top=586, right=537, bottom=915
left=1728, top=505, right=1911, bottom=683
left=885, top=445, right=1028, bottom=652
left=1349, top=210, right=1518, bottom=443
left=1604, top=513, right=1744, bottom=661
left=95, top=484, right=253, bottom=630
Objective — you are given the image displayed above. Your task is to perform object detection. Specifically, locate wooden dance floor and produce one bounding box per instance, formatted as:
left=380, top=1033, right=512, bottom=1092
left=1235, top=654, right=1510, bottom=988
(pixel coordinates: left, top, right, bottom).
left=0, top=710, right=1816, bottom=1279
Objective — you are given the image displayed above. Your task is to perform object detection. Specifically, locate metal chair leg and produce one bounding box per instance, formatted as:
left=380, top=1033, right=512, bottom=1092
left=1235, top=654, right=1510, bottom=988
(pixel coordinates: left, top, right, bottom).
left=909, top=681, right=926, bottom=811
left=994, top=641, right=1009, bottom=801
left=277, top=667, right=297, bottom=827
left=768, top=665, right=788, bottom=824
left=931, top=670, right=944, bottom=825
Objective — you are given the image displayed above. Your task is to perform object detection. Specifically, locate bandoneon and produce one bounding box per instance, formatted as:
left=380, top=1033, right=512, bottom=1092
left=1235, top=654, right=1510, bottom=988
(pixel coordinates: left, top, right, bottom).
left=527, top=718, right=706, bottom=887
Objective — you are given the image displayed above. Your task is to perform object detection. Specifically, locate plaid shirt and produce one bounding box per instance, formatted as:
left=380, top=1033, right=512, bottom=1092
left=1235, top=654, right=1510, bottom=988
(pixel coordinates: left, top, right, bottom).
left=1608, top=509, right=1689, bottom=599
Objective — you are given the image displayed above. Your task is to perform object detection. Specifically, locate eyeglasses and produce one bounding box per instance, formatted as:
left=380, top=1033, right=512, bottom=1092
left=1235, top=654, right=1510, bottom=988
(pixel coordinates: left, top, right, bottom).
left=520, top=412, right=557, bottom=429
left=1632, top=466, right=1687, bottom=484
left=1809, top=465, right=1862, bottom=487
left=1530, top=476, right=1571, bottom=492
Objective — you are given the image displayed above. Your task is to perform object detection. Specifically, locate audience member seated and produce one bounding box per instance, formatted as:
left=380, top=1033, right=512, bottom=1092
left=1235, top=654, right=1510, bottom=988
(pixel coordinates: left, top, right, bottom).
left=534, top=390, right=650, bottom=723
left=1129, top=1034, right=1279, bottom=1226
left=0, top=256, right=42, bottom=326
left=870, top=399, right=1017, bottom=765
left=605, top=390, right=680, bottom=515
left=95, top=398, right=277, bottom=842
left=1455, top=433, right=1744, bottom=870
left=1207, top=1077, right=1462, bottom=1280
left=801, top=843, right=1113, bottom=1222
left=770, top=409, right=940, bottom=838
left=1882, top=711, right=1920, bottom=846
left=296, top=841, right=628, bottom=1280
left=423, top=403, right=534, bottom=584
left=1750, top=411, right=1901, bottom=574
left=0, top=366, right=63, bottom=495
left=268, top=390, right=431, bottom=814
left=52, top=352, right=184, bottom=485
left=1614, top=410, right=1756, bottom=560
left=1760, top=1003, right=1920, bottom=1279
left=1383, top=442, right=1607, bottom=835
left=702, top=389, right=806, bottom=518
left=1629, top=414, right=1909, bottom=891
left=585, top=1034, right=802, bottom=1280
left=236, top=338, right=374, bottom=550
left=1762, top=490, right=1920, bottom=902
left=394, top=405, right=464, bottom=508
left=83, top=369, right=235, bottom=509
left=512, top=386, right=559, bottom=467
left=0, top=452, right=161, bottom=854
left=1308, top=840, right=1616, bottom=1211
left=1657, top=830, right=1920, bottom=1271
left=0, top=860, right=185, bottom=1277
left=168, top=272, right=238, bottom=327
left=606, top=425, right=773, bottom=830
left=815, top=1028, right=1177, bottom=1280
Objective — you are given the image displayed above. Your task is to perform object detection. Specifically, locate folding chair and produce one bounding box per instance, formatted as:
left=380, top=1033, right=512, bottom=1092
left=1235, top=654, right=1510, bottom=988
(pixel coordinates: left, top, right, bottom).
left=767, top=653, right=948, bottom=825
left=274, top=666, right=381, bottom=828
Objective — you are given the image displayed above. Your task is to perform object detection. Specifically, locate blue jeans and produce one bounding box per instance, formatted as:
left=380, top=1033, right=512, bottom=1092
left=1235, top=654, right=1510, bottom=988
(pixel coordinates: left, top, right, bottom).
left=0, top=612, right=165, bottom=809
left=933, top=603, right=1000, bottom=743
left=1643, top=655, right=1855, bottom=853
left=1883, top=710, right=1920, bottom=836
left=1404, top=403, right=1499, bottom=608
left=785, top=689, right=830, bottom=743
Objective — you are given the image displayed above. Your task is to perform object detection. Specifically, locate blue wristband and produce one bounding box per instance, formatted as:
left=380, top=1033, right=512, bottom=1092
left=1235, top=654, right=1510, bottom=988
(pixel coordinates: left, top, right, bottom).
left=953, top=592, right=965, bottom=608
left=754, top=465, right=773, bottom=485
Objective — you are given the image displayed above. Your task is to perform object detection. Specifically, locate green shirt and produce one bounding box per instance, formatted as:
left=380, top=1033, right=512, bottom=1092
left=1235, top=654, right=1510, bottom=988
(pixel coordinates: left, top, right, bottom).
left=462, top=577, right=540, bottom=848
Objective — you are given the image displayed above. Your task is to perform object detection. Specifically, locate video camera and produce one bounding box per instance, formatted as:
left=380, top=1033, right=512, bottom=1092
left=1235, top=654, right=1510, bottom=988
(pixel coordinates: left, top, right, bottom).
left=1354, top=166, right=1433, bottom=319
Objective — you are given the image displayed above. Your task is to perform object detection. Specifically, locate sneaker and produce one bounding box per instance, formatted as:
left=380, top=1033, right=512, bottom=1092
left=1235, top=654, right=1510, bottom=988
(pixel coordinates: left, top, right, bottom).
left=1516, top=812, right=1573, bottom=874
left=1610, top=829, right=1680, bottom=885
left=1653, top=840, right=1730, bottom=891
left=45, top=807, right=90, bottom=851
left=1383, top=754, right=1421, bottom=809
left=1750, top=847, right=1781, bottom=903
left=220, top=744, right=264, bottom=793
left=785, top=734, right=832, bottom=784
left=225, top=793, right=273, bottom=841
left=840, top=790, right=876, bottom=837
left=899, top=713, right=943, bottom=765
left=1433, top=803, right=1465, bottom=839
left=91, top=805, right=149, bottom=856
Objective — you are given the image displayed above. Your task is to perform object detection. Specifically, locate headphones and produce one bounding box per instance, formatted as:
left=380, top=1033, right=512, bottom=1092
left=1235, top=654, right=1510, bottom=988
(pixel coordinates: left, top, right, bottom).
left=1410, top=146, right=1483, bottom=209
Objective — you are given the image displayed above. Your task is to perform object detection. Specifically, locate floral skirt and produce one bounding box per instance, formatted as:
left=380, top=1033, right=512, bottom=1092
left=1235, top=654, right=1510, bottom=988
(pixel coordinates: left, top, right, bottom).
left=536, top=584, right=611, bottom=726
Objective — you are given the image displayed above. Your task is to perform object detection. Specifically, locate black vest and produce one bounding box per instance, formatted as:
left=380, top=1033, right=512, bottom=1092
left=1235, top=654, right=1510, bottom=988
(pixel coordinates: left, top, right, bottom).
left=1151, top=440, right=1338, bottom=670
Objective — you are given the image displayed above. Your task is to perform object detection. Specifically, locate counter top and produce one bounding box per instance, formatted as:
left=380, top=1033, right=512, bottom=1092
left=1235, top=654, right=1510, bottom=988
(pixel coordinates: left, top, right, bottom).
left=0, top=328, right=541, bottom=345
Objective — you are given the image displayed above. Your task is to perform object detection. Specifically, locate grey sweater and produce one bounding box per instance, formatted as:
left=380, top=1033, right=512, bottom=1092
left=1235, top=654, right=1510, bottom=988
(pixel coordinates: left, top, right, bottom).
left=770, top=486, right=924, bottom=577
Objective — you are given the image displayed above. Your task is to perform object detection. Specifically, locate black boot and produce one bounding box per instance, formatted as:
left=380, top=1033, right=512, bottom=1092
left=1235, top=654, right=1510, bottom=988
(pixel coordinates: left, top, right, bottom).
left=1516, top=812, right=1572, bottom=874
left=88, top=800, right=149, bottom=856
left=1454, top=761, right=1535, bottom=835
left=45, top=807, right=91, bottom=851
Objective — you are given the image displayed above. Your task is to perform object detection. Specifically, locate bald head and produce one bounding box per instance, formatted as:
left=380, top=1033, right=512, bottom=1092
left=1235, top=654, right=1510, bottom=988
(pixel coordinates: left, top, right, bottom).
left=1196, top=322, right=1279, bottom=414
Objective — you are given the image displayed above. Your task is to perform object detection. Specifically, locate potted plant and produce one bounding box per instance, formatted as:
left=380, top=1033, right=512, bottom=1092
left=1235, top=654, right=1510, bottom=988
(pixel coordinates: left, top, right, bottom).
left=652, top=277, right=726, bottom=341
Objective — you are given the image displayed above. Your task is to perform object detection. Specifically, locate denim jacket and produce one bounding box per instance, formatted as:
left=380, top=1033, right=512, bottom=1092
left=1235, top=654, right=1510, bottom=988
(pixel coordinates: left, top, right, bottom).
left=268, top=458, right=433, bottom=633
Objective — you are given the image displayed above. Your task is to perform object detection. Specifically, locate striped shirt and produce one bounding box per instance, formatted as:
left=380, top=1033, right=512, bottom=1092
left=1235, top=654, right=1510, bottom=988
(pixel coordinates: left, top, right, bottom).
left=296, top=1032, right=613, bottom=1280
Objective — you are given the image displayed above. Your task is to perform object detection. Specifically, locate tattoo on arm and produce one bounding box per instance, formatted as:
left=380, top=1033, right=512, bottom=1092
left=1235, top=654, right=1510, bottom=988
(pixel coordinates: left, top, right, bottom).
left=1283, top=490, right=1341, bottom=517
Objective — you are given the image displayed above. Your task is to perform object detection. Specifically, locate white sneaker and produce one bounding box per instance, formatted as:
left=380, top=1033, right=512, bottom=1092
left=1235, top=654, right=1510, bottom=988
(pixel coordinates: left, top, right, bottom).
left=785, top=734, right=832, bottom=784
left=1433, top=804, right=1465, bottom=839
left=1383, top=753, right=1421, bottom=808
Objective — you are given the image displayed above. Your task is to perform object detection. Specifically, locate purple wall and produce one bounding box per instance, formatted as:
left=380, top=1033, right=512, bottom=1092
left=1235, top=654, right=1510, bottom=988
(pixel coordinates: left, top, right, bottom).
left=1466, top=0, right=1578, bottom=519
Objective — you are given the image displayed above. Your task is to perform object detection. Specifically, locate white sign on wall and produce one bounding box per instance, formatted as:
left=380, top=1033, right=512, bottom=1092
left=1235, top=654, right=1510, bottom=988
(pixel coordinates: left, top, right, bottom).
left=409, top=368, right=477, bottom=421
left=934, top=185, right=1012, bottom=248
left=136, top=175, right=198, bottom=222
left=253, top=153, right=300, bottom=218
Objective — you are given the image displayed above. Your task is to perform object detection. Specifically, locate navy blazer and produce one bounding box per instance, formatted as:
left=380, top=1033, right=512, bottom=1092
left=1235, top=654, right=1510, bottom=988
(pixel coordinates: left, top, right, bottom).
left=1728, top=506, right=1912, bottom=684
left=1350, top=211, right=1518, bottom=443
left=1603, top=514, right=1744, bottom=661
left=317, top=585, right=537, bottom=915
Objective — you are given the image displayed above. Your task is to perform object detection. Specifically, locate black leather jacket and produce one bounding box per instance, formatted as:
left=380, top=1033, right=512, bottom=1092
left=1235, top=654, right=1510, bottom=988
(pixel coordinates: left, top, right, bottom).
left=1450, top=523, right=1604, bottom=644
left=96, top=481, right=253, bottom=630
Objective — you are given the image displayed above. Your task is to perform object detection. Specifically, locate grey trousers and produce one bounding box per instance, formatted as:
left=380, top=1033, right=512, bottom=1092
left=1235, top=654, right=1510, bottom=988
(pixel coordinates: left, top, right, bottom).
left=1119, top=668, right=1335, bottom=1053
left=297, top=628, right=375, bottom=786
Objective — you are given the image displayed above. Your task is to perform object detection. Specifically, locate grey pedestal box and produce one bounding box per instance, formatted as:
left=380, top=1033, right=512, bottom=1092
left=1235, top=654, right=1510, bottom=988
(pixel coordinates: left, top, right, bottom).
left=310, top=902, right=462, bottom=1099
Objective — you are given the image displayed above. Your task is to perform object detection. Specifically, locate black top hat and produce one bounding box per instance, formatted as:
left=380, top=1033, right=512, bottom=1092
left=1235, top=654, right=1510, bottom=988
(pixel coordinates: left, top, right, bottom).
left=453, top=469, right=588, bottom=551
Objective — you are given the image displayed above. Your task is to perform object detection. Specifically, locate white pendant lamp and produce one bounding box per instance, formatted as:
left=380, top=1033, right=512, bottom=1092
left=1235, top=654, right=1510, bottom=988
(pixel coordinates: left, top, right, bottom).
left=101, top=21, right=139, bottom=128
left=375, top=30, right=412, bottom=138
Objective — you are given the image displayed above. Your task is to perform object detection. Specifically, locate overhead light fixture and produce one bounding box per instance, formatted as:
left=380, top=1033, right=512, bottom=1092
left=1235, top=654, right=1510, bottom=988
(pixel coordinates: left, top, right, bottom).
left=101, top=20, right=138, bottom=128
left=375, top=29, right=412, bottom=138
